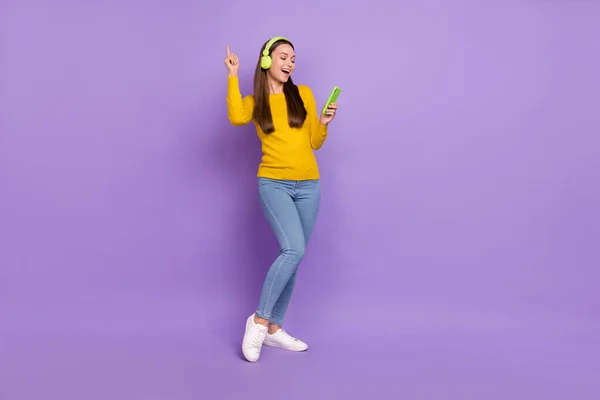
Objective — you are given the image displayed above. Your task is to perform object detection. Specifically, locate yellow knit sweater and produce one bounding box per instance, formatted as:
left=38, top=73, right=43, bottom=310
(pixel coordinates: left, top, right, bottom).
left=226, top=76, right=328, bottom=180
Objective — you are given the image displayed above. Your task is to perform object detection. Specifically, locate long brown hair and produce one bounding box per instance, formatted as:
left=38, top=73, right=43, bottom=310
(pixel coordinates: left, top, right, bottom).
left=252, top=38, right=307, bottom=134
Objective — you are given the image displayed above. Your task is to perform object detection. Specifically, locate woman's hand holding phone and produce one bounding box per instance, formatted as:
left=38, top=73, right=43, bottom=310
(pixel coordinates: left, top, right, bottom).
left=319, top=86, right=341, bottom=126
left=319, top=102, right=338, bottom=126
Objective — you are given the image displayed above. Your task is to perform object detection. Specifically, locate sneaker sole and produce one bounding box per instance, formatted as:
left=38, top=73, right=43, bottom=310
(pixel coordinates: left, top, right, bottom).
left=263, top=341, right=308, bottom=352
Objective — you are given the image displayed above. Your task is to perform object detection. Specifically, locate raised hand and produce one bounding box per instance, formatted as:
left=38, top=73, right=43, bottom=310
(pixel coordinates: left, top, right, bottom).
left=224, top=45, right=240, bottom=76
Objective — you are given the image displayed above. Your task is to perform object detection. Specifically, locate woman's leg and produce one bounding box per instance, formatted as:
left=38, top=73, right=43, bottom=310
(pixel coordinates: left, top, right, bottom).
left=268, top=179, right=320, bottom=328
left=243, top=178, right=305, bottom=362
left=261, top=180, right=320, bottom=352
left=254, top=178, right=307, bottom=324
left=242, top=179, right=319, bottom=361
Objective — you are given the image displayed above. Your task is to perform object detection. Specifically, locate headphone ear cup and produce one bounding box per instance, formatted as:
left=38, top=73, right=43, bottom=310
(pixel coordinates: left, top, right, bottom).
left=261, top=55, right=272, bottom=70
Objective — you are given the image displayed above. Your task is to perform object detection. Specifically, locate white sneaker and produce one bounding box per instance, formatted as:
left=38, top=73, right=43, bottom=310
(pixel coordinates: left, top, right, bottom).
left=241, top=314, right=268, bottom=362
left=263, top=328, right=308, bottom=352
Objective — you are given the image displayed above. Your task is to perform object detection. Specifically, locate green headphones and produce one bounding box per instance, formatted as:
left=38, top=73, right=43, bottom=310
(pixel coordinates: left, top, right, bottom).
left=260, top=36, right=289, bottom=70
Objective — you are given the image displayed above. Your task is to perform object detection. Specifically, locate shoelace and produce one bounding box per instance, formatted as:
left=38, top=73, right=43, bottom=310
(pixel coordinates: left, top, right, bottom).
left=253, top=328, right=267, bottom=348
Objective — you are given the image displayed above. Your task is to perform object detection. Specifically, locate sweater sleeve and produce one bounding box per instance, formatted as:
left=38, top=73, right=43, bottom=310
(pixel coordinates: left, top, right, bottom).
left=226, top=75, right=254, bottom=126
left=302, top=86, right=328, bottom=150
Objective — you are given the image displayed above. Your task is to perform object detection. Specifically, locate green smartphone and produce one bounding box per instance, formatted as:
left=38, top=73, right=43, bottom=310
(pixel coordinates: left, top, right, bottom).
left=321, top=86, right=341, bottom=115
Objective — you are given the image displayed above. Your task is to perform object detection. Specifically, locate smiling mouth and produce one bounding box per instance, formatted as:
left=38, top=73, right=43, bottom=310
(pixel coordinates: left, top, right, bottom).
left=281, top=69, right=291, bottom=75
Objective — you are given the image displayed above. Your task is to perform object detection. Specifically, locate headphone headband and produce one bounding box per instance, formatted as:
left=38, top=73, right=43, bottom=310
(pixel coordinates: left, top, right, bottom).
left=262, top=36, right=289, bottom=56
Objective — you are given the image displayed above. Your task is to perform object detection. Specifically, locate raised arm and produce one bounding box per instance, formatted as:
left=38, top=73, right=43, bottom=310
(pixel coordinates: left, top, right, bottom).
left=227, top=76, right=254, bottom=126
left=224, top=45, right=253, bottom=126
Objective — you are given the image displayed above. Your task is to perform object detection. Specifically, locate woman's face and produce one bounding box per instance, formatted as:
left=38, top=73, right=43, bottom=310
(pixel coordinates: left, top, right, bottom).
left=266, top=43, right=296, bottom=84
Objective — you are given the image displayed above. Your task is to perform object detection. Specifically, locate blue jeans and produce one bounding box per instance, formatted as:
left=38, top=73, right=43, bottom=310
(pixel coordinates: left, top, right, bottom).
left=255, top=177, right=320, bottom=326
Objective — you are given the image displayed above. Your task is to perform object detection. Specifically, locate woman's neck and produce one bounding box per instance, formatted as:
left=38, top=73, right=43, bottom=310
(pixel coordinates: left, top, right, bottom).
left=267, top=77, right=284, bottom=94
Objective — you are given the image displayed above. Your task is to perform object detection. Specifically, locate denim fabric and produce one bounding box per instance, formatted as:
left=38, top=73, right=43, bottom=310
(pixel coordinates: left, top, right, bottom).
left=254, top=177, right=320, bottom=326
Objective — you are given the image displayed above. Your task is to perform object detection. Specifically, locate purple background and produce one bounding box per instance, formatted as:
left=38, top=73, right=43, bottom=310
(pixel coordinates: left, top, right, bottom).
left=1, top=0, right=599, bottom=399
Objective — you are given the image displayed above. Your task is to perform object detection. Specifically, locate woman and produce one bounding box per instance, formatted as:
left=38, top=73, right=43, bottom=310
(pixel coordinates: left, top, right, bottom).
left=224, top=36, right=338, bottom=362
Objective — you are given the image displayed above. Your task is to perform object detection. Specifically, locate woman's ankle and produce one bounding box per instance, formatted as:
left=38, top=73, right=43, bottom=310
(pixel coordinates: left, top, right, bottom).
left=253, top=314, right=269, bottom=327
left=268, top=324, right=281, bottom=334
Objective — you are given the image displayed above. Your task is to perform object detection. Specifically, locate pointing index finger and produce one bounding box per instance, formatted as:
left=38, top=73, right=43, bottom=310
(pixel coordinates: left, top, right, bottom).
left=226, top=45, right=231, bottom=57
